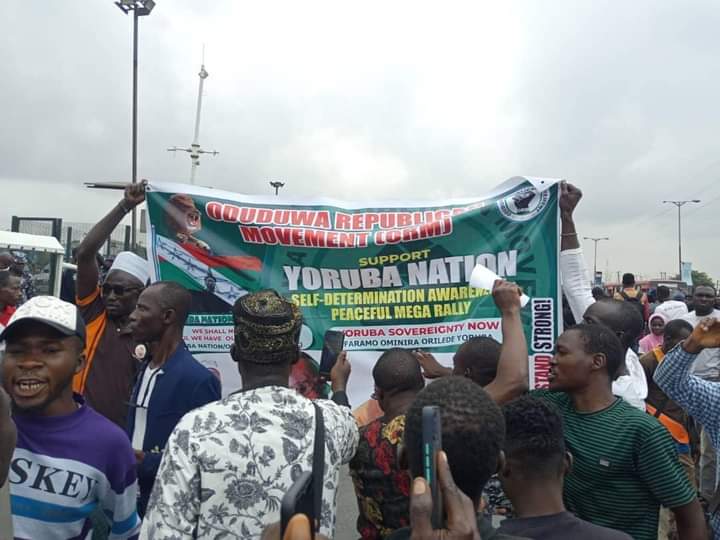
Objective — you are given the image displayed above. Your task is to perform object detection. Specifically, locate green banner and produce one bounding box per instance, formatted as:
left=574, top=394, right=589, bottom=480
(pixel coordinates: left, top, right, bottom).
left=146, top=177, right=560, bottom=393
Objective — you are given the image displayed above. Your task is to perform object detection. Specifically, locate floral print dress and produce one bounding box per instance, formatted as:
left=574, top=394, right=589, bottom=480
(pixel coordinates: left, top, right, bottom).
left=140, top=386, right=359, bottom=539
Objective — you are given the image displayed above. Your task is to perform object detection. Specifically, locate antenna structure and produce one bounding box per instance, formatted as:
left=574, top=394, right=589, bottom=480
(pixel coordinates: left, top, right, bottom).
left=168, top=48, right=218, bottom=184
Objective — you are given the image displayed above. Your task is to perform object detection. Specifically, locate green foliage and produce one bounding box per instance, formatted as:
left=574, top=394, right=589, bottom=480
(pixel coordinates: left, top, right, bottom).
left=692, top=270, right=715, bottom=287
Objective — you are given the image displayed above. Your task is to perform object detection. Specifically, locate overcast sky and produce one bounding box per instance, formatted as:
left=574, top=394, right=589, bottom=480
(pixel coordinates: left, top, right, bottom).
left=2, top=1, right=719, bottom=282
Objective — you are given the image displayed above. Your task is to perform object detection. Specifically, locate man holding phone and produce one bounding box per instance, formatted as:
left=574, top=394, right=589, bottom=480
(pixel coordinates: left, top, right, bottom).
left=405, top=451, right=485, bottom=540
left=319, top=329, right=345, bottom=377
left=389, top=376, right=528, bottom=540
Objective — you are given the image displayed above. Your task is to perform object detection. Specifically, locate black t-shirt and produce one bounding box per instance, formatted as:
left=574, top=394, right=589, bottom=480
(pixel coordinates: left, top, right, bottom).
left=496, top=511, right=632, bottom=540
left=388, top=514, right=529, bottom=540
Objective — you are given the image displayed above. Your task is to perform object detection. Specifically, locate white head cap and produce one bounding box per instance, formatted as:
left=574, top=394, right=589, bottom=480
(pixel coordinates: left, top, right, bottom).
left=108, top=252, right=150, bottom=286
left=654, top=300, right=689, bottom=321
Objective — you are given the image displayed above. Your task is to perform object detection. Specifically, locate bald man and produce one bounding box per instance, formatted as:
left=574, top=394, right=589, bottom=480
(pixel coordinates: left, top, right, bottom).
left=126, top=281, right=220, bottom=516
left=557, top=182, right=648, bottom=409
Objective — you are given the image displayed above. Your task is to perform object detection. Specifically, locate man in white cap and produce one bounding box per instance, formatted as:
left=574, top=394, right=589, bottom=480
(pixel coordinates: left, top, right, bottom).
left=74, top=182, right=149, bottom=428
left=1, top=296, right=140, bottom=540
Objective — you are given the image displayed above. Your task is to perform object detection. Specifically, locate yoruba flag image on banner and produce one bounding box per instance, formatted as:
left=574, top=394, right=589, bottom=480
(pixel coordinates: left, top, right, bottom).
left=145, top=177, right=562, bottom=404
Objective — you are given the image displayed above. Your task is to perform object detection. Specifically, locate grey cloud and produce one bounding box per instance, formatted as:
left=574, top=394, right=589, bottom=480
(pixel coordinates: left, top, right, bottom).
left=1, top=1, right=720, bottom=281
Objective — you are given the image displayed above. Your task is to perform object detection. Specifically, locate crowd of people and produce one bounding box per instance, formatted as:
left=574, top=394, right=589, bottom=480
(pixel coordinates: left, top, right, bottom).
left=0, top=181, right=719, bottom=540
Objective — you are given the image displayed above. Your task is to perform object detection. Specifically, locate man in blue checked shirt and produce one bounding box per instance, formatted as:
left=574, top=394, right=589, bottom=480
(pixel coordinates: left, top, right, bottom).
left=655, top=316, right=720, bottom=539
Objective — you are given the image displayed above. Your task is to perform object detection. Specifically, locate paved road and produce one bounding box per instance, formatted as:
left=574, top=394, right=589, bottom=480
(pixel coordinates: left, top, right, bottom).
left=336, top=465, right=359, bottom=538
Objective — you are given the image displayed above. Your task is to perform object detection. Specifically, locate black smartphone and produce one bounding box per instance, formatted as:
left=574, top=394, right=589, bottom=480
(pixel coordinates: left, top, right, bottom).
left=422, top=405, right=443, bottom=529
left=319, top=330, right=345, bottom=376
left=280, top=470, right=313, bottom=538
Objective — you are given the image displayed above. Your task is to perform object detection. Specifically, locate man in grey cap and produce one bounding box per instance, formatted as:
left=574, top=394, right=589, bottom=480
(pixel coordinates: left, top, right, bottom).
left=142, top=289, right=359, bottom=539
left=74, top=181, right=149, bottom=428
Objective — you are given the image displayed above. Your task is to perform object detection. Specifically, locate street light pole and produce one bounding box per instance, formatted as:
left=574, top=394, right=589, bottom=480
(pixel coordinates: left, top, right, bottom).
left=583, top=236, right=609, bottom=280
left=115, top=0, right=156, bottom=251
left=662, top=199, right=701, bottom=281
left=270, top=181, right=285, bottom=196
left=131, top=8, right=139, bottom=250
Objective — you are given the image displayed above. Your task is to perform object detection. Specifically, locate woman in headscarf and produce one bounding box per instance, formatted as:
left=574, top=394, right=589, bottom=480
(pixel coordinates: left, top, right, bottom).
left=638, top=311, right=668, bottom=354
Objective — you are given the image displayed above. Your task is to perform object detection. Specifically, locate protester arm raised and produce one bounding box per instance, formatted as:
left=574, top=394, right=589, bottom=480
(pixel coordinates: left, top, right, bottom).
left=321, top=350, right=359, bottom=462
left=329, top=350, right=351, bottom=402
left=654, top=320, right=720, bottom=438
left=76, top=182, right=146, bottom=299
left=557, top=181, right=595, bottom=322
left=559, top=182, right=582, bottom=251
left=563, top=183, right=649, bottom=409
left=483, top=280, right=529, bottom=404
left=559, top=249, right=594, bottom=324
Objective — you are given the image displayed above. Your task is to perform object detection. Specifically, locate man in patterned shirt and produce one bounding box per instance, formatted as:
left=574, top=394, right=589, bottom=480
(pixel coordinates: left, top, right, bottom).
left=655, top=316, right=720, bottom=538
left=389, top=376, right=528, bottom=540
left=349, top=348, right=424, bottom=539
left=142, top=290, right=359, bottom=539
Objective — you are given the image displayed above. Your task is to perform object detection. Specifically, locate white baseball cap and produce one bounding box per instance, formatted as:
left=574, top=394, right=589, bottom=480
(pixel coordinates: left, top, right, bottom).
left=0, top=296, right=86, bottom=343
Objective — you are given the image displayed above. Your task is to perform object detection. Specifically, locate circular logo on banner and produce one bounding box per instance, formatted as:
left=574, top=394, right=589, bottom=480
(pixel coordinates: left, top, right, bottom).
left=298, top=325, right=314, bottom=350
left=497, top=187, right=550, bottom=222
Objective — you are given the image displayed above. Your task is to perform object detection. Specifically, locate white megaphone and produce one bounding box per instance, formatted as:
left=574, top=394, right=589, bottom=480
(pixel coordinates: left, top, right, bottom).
left=469, top=264, right=530, bottom=307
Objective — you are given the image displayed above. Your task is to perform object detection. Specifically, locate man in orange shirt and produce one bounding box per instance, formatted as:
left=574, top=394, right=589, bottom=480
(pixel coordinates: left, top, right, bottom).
left=73, top=182, right=149, bottom=429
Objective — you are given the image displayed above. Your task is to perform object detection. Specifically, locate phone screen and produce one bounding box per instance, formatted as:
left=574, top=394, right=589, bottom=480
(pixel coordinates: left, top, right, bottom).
left=319, top=330, right=345, bottom=376
left=422, top=405, right=443, bottom=528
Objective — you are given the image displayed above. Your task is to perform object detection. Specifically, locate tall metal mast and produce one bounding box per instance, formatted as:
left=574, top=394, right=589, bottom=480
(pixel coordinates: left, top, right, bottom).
left=168, top=51, right=218, bottom=184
